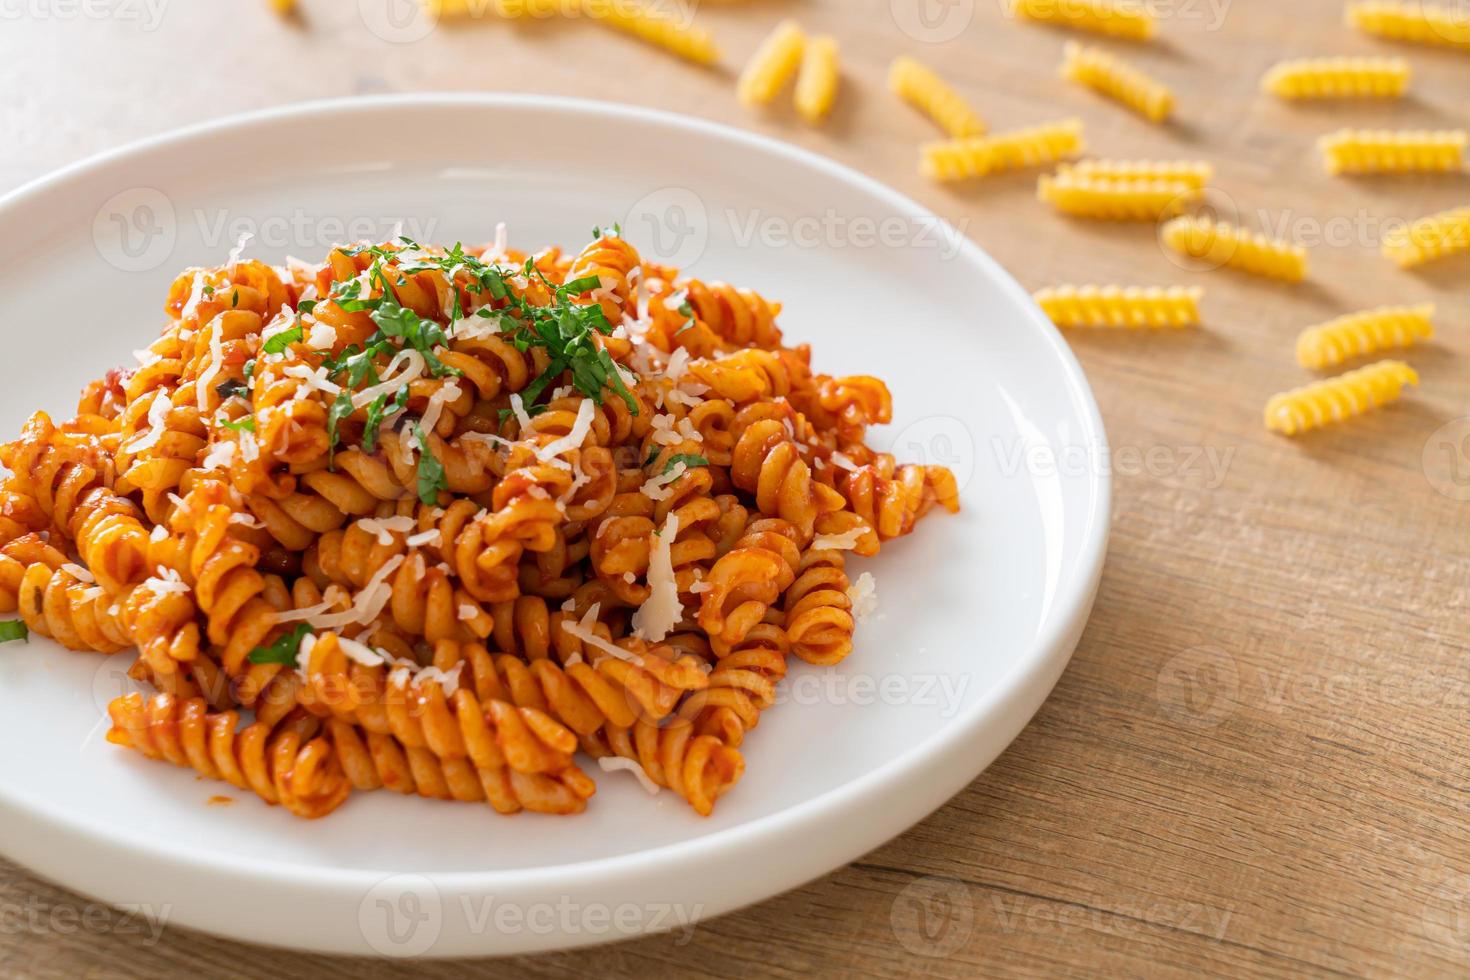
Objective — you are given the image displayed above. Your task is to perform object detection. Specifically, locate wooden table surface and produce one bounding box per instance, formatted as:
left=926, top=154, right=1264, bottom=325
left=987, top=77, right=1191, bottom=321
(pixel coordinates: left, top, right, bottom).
left=3, top=0, right=1469, bottom=976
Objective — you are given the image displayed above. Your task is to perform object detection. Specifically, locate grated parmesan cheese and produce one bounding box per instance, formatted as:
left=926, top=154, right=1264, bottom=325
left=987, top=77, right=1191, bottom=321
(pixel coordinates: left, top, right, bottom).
left=123, top=390, right=172, bottom=454
left=195, top=326, right=226, bottom=413
left=847, top=572, right=878, bottom=624
left=406, top=529, right=441, bottom=549
left=639, top=462, right=688, bottom=502
left=560, top=603, right=644, bottom=664
left=337, top=636, right=387, bottom=668
left=200, top=441, right=236, bottom=472
left=226, top=231, right=254, bottom=270
left=457, top=604, right=478, bottom=621
left=60, top=563, right=94, bottom=584
left=149, top=524, right=168, bottom=543
left=284, top=363, right=343, bottom=396
left=179, top=272, right=207, bottom=321
left=811, top=527, right=867, bottom=551
left=534, top=398, right=596, bottom=467
left=830, top=452, right=858, bottom=472
left=276, top=556, right=405, bottom=629
left=630, top=512, right=682, bottom=643
left=144, top=566, right=191, bottom=596
left=598, top=756, right=661, bottom=795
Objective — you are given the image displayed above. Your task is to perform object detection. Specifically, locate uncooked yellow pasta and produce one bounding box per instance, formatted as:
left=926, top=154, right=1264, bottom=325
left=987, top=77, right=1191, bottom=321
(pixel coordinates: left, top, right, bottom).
left=1320, top=129, right=1468, bottom=174
left=1061, top=42, right=1173, bottom=122
left=1381, top=205, right=1470, bottom=267
left=794, top=35, right=840, bottom=123
left=1160, top=215, right=1309, bottom=283
left=738, top=19, right=805, bottom=106
left=1264, top=360, right=1419, bottom=436
left=1038, top=169, right=1199, bottom=221
left=1295, top=304, right=1435, bottom=369
left=888, top=56, right=986, bottom=138
left=1013, top=0, right=1155, bottom=40
left=921, top=119, right=1085, bottom=181
left=1261, top=57, right=1411, bottom=99
left=1065, top=159, right=1213, bottom=189
left=267, top=0, right=295, bottom=13
left=1033, top=285, right=1204, bottom=328
left=581, top=0, right=719, bottom=65
left=1346, top=1, right=1470, bottom=51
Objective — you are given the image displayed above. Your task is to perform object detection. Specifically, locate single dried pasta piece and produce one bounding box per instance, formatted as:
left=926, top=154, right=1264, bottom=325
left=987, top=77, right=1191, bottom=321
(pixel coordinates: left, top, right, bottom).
left=267, top=0, right=295, bottom=12
left=582, top=0, right=719, bottom=65
left=1160, top=215, right=1309, bottom=282
left=1038, top=169, right=1199, bottom=220
left=1295, top=304, right=1434, bottom=369
left=1065, top=159, right=1213, bottom=188
left=921, top=118, right=1085, bottom=181
left=1013, top=0, right=1155, bottom=39
left=888, top=56, right=986, bottom=137
left=1381, top=205, right=1470, bottom=267
left=1264, top=360, right=1418, bottom=436
left=794, top=35, right=840, bottom=123
left=1346, top=1, right=1470, bottom=51
left=1061, top=42, right=1173, bottom=122
left=1262, top=57, right=1411, bottom=99
left=1320, top=129, right=1468, bottom=174
left=737, top=19, right=804, bottom=106
left=1033, top=285, right=1203, bottom=328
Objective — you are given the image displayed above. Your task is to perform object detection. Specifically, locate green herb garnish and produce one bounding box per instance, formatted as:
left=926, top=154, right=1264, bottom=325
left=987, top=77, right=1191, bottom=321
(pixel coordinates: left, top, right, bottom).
left=247, top=623, right=311, bottom=665
left=261, top=319, right=302, bottom=355
left=414, top=424, right=447, bottom=505
left=0, top=621, right=28, bottom=644
left=663, top=453, right=708, bottom=475
left=217, top=416, right=255, bottom=433
left=214, top=378, right=248, bottom=400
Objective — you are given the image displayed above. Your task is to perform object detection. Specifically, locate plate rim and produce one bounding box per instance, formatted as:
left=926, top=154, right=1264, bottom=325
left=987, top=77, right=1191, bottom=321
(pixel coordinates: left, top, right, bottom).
left=0, top=92, right=1110, bottom=941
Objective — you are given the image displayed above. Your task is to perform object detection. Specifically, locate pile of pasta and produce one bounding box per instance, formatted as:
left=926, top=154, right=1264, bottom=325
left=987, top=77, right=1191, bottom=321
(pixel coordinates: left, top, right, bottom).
left=0, top=231, right=957, bottom=819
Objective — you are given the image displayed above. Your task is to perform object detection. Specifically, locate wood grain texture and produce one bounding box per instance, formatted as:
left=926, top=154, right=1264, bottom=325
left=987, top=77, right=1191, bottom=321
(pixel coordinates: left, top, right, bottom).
left=2, top=0, right=1468, bottom=976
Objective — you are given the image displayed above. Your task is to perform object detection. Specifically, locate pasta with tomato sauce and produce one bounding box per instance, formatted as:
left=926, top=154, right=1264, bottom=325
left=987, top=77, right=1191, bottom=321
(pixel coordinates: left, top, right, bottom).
left=0, top=229, right=958, bottom=818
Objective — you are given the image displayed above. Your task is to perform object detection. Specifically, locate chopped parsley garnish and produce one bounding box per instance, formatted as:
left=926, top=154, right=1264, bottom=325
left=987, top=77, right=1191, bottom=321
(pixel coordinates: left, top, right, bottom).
left=261, top=319, right=302, bottom=355
left=414, top=424, right=447, bottom=505
left=0, top=621, right=28, bottom=644
left=230, top=289, right=240, bottom=309
left=217, top=415, right=255, bottom=433
left=663, top=453, right=708, bottom=475
left=202, top=285, right=215, bottom=298
left=243, top=359, right=255, bottom=381
left=590, top=223, right=621, bottom=239
left=645, top=445, right=662, bottom=468
left=247, top=623, right=311, bottom=665
left=326, top=390, right=354, bottom=463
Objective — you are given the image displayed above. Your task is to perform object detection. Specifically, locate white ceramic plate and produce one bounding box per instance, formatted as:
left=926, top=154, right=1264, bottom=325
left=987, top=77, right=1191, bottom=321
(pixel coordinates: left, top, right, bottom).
left=0, top=95, right=1108, bottom=957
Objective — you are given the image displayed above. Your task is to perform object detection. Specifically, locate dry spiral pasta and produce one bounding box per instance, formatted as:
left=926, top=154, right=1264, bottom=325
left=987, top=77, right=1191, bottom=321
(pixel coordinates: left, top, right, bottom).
left=0, top=228, right=956, bottom=818
left=737, top=19, right=805, bottom=107
left=1295, top=305, right=1435, bottom=369
left=1061, top=42, right=1174, bottom=122
left=1346, top=1, right=1470, bottom=51
left=1013, top=0, right=1156, bottom=39
left=1034, top=285, right=1204, bottom=329
left=1038, top=169, right=1199, bottom=221
left=1261, top=57, right=1411, bottom=99
left=1380, top=206, right=1470, bottom=267
left=921, top=119, right=1086, bottom=181
left=1160, top=215, right=1309, bottom=283
left=1319, top=129, right=1468, bottom=174
left=888, top=56, right=986, bottom=138
left=1264, top=361, right=1418, bottom=436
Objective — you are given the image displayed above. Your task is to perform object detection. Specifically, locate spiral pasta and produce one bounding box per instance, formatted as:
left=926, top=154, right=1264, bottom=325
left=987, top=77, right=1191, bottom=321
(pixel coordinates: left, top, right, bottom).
left=0, top=229, right=957, bottom=819
left=1320, top=129, right=1468, bottom=174
left=1295, top=304, right=1435, bottom=369
left=580, top=0, right=720, bottom=66
left=1264, top=360, right=1418, bottom=436
left=921, top=119, right=1085, bottom=181
left=793, top=35, right=840, bottom=123
left=1038, top=168, right=1199, bottom=221
left=1013, top=0, right=1155, bottom=39
left=1061, top=42, right=1174, bottom=122
left=1063, top=159, right=1213, bottom=189
left=1346, top=1, right=1470, bottom=51
left=1034, top=285, right=1203, bottom=329
left=1160, top=215, right=1309, bottom=283
left=738, top=19, right=804, bottom=107
left=888, top=56, right=986, bottom=138
left=1262, top=57, right=1411, bottom=99
left=1381, top=206, right=1470, bottom=267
